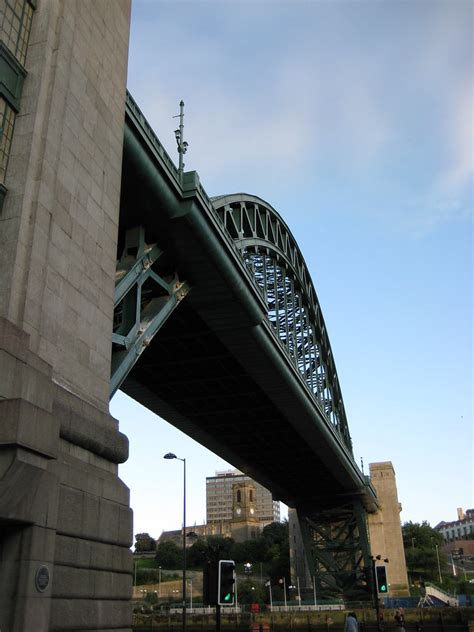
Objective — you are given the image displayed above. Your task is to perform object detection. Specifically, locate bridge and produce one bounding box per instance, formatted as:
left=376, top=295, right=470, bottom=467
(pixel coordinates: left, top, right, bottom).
left=0, top=4, right=404, bottom=631
left=115, top=92, right=378, bottom=594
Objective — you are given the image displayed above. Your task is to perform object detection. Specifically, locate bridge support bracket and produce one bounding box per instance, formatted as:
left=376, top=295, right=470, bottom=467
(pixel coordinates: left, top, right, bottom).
left=110, top=226, right=190, bottom=398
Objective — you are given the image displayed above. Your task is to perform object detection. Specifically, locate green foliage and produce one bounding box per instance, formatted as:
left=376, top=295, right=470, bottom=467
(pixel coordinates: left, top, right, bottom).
left=185, top=521, right=290, bottom=586
left=261, top=521, right=289, bottom=550
left=231, top=539, right=266, bottom=563
left=135, top=567, right=162, bottom=585
left=402, top=521, right=443, bottom=550
left=402, top=521, right=447, bottom=581
left=134, top=532, right=156, bottom=552
left=237, top=579, right=267, bottom=604
left=145, top=591, right=158, bottom=604
left=187, top=536, right=235, bottom=567
left=137, top=558, right=160, bottom=569
left=155, top=540, right=182, bottom=568
left=187, top=538, right=211, bottom=567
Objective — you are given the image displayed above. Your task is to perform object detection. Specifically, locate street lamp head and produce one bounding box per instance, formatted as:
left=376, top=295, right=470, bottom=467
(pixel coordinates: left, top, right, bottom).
left=164, top=452, right=177, bottom=460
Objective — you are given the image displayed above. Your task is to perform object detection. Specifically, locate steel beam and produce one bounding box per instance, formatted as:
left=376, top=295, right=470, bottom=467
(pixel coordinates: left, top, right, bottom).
left=297, top=500, right=372, bottom=601
left=110, top=226, right=189, bottom=398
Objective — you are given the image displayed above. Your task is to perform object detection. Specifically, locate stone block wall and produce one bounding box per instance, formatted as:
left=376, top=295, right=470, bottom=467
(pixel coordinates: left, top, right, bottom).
left=368, top=462, right=410, bottom=597
left=0, top=1, right=133, bottom=630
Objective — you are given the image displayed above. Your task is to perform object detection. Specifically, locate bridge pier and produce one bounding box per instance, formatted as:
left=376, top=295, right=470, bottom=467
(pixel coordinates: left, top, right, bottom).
left=294, top=500, right=372, bottom=601
left=0, top=2, right=132, bottom=630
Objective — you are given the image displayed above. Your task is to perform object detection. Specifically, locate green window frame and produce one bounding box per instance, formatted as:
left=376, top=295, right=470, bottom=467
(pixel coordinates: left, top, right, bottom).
left=1, top=0, right=34, bottom=67
left=0, top=0, right=35, bottom=208
left=0, top=97, right=16, bottom=185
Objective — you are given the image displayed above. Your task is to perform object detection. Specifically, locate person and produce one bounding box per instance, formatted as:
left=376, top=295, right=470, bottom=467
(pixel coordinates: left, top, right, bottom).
left=394, top=608, right=405, bottom=630
left=344, top=612, right=358, bottom=632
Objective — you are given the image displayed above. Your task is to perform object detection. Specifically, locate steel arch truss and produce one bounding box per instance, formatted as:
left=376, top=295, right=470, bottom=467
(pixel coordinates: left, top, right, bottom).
left=110, top=226, right=190, bottom=397
left=297, top=501, right=372, bottom=600
left=212, top=196, right=352, bottom=451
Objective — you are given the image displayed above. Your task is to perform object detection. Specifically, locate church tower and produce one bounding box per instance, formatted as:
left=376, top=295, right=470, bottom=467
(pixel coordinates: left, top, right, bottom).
left=230, top=481, right=260, bottom=541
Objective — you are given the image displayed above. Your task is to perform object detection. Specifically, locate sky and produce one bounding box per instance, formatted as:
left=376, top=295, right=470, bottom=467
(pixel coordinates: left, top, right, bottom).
left=110, top=0, right=473, bottom=543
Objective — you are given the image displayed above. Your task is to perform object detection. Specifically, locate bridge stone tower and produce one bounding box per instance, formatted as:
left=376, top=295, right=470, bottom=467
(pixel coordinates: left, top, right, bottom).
left=0, top=2, right=132, bottom=631
left=367, top=462, right=410, bottom=596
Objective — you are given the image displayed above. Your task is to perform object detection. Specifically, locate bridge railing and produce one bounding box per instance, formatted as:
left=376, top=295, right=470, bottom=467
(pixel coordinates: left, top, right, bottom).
left=126, top=91, right=180, bottom=186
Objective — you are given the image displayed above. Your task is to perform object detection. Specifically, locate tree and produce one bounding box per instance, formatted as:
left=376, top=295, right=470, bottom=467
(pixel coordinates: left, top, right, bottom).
left=134, top=532, right=156, bottom=552
left=402, top=521, right=443, bottom=550
left=261, top=521, right=289, bottom=550
left=155, top=540, right=182, bottom=568
left=204, top=536, right=235, bottom=562
left=237, top=579, right=267, bottom=604
left=187, top=539, right=211, bottom=568
left=402, top=521, right=446, bottom=582
left=231, top=539, right=265, bottom=563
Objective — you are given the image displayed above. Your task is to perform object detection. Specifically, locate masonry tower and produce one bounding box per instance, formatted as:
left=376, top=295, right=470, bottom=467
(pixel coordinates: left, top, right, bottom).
left=0, top=2, right=132, bottom=630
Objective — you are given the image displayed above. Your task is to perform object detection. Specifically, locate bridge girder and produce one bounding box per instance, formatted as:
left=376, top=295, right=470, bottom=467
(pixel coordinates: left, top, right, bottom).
left=211, top=194, right=352, bottom=452
left=118, top=95, right=379, bottom=581
left=297, top=501, right=372, bottom=600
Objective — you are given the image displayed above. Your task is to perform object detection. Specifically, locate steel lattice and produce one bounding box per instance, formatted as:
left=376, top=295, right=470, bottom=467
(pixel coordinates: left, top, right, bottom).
left=211, top=194, right=352, bottom=453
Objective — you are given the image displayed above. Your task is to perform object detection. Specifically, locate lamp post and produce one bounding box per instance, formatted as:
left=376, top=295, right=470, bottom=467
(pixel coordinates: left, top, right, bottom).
left=173, top=101, right=188, bottom=184
left=164, top=452, right=187, bottom=632
left=435, top=543, right=443, bottom=584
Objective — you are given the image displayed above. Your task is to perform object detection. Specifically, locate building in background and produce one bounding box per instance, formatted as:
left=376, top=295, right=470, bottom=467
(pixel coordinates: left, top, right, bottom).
left=206, top=469, right=280, bottom=527
left=435, top=508, right=474, bottom=542
left=158, top=471, right=281, bottom=546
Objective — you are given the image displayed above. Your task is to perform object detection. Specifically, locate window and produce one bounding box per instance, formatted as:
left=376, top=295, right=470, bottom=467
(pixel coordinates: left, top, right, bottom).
left=0, top=98, right=15, bottom=184
left=1, top=0, right=34, bottom=67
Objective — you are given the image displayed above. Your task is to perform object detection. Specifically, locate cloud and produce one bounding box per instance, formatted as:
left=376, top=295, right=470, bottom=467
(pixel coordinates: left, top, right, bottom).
left=128, top=0, right=473, bottom=231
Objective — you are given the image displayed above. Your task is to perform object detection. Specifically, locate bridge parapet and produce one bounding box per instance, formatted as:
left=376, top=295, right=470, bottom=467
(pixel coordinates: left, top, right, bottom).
left=126, top=91, right=180, bottom=187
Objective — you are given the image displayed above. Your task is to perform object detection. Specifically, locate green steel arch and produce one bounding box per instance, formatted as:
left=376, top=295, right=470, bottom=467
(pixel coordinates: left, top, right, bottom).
left=211, top=193, right=352, bottom=454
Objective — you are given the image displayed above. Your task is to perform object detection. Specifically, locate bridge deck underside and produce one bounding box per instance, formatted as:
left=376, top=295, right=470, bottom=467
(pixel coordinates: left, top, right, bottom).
left=122, top=296, right=348, bottom=509
left=119, top=109, right=373, bottom=513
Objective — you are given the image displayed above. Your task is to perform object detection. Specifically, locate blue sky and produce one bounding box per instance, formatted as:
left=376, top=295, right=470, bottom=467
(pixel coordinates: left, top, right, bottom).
left=111, top=0, right=473, bottom=541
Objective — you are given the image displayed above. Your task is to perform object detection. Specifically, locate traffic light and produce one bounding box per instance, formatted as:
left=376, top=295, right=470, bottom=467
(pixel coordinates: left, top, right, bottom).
left=375, top=565, right=388, bottom=594
left=203, top=560, right=218, bottom=606
left=218, top=560, right=236, bottom=606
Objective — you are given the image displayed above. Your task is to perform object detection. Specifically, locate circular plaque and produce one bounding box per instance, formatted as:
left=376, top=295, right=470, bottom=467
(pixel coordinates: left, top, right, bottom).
left=35, top=565, right=50, bottom=592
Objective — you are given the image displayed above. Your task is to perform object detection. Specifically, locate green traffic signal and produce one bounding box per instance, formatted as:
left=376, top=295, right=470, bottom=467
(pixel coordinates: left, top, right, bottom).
left=375, top=565, right=388, bottom=594
left=218, top=560, right=236, bottom=606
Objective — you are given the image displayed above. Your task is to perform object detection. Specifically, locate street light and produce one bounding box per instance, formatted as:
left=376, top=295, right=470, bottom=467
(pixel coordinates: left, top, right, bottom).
left=172, top=100, right=188, bottom=183
left=435, top=543, right=443, bottom=584
left=431, top=538, right=443, bottom=584
left=164, top=452, right=187, bottom=632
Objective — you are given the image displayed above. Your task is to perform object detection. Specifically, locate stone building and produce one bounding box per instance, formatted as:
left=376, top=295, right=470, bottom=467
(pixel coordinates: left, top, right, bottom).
left=206, top=469, right=280, bottom=526
left=435, top=508, right=474, bottom=542
left=158, top=478, right=272, bottom=545
left=0, top=2, right=132, bottom=630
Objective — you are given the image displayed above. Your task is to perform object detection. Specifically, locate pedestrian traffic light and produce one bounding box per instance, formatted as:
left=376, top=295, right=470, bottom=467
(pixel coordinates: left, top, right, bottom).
left=375, top=565, right=388, bottom=594
left=218, top=560, right=236, bottom=606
